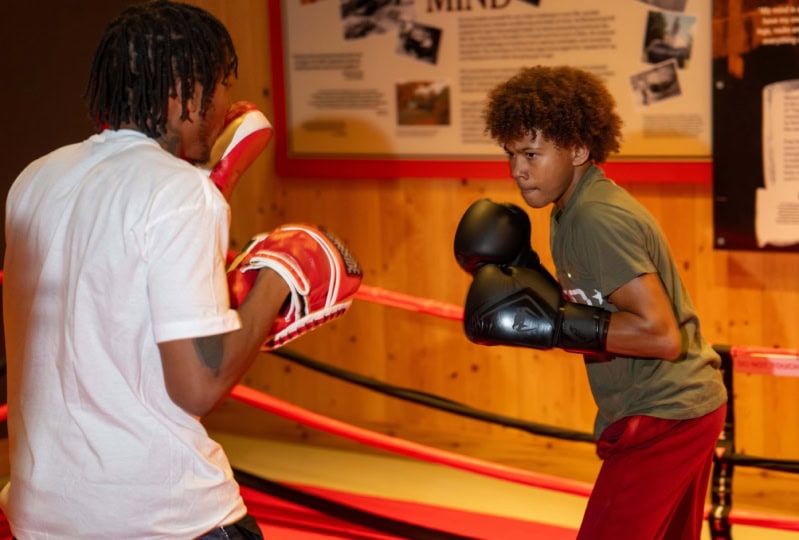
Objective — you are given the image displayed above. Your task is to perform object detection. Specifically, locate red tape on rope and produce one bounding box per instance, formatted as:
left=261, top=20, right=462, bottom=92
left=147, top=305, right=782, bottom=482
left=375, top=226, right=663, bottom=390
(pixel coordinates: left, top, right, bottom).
left=731, top=346, right=799, bottom=377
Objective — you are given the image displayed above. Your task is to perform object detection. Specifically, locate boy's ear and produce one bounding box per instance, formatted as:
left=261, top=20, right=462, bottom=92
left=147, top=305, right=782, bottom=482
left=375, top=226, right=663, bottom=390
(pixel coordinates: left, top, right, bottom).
left=572, top=144, right=591, bottom=166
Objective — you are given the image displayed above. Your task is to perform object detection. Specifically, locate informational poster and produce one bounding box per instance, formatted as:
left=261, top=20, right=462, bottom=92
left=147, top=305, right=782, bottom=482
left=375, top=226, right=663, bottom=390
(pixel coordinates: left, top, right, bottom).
left=713, top=0, right=799, bottom=251
left=268, top=0, right=712, bottom=181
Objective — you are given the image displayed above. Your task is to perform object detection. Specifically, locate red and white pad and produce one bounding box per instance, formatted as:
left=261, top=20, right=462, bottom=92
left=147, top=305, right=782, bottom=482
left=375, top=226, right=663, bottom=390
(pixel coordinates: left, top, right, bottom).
left=202, top=101, right=273, bottom=199
left=227, top=224, right=363, bottom=350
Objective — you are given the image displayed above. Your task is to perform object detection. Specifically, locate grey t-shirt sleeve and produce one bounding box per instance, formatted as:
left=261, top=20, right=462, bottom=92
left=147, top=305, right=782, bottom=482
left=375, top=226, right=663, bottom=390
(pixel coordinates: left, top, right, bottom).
left=569, top=201, right=658, bottom=298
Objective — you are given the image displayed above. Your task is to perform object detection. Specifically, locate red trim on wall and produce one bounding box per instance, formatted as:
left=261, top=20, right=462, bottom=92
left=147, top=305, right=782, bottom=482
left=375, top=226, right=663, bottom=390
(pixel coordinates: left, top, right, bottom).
left=271, top=156, right=711, bottom=183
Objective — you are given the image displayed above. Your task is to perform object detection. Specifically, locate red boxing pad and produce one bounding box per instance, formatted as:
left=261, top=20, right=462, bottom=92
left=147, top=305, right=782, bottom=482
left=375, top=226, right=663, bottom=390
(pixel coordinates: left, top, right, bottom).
left=203, top=101, right=273, bottom=199
left=227, top=224, right=363, bottom=350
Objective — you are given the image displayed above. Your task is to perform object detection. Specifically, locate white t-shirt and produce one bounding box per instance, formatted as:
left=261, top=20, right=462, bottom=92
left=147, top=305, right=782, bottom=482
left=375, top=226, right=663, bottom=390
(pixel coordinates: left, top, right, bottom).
left=2, top=130, right=246, bottom=539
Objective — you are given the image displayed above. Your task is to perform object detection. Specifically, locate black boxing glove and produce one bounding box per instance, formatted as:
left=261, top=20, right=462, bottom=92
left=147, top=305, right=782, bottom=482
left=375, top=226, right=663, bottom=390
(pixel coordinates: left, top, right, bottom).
left=463, top=264, right=610, bottom=354
left=454, top=198, right=560, bottom=292
left=454, top=198, right=540, bottom=274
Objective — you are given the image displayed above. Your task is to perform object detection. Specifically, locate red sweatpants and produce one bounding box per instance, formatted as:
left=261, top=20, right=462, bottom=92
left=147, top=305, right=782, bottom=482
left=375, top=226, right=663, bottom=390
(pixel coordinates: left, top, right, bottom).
left=577, top=405, right=726, bottom=540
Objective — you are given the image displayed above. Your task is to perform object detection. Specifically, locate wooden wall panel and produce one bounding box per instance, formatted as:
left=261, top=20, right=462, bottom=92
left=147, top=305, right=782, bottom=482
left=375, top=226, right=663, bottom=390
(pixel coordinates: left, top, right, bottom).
left=191, top=0, right=799, bottom=517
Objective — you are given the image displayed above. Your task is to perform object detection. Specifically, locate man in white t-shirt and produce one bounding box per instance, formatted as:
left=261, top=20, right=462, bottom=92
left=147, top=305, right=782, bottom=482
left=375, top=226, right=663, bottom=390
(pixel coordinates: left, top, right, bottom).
left=2, top=2, right=361, bottom=538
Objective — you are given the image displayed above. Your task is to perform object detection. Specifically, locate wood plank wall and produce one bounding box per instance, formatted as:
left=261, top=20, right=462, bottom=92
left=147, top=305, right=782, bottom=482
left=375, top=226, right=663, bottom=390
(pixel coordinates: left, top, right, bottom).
left=191, top=0, right=799, bottom=518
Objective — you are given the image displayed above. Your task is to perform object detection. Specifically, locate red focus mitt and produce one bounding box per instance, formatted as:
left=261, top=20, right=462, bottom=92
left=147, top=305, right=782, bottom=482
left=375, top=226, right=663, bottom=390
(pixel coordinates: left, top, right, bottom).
left=228, top=224, right=363, bottom=350
left=201, top=101, right=273, bottom=199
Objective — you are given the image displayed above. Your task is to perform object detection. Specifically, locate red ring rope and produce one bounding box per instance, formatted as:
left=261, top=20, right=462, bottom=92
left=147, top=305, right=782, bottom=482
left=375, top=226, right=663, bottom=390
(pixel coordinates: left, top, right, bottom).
left=229, top=384, right=593, bottom=497
left=229, top=383, right=799, bottom=532
left=354, top=285, right=464, bottom=321
left=227, top=384, right=799, bottom=532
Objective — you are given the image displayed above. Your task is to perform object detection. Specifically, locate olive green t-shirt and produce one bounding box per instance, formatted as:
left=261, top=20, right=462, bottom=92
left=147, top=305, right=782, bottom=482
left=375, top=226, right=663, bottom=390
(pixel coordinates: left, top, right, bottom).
left=550, top=165, right=727, bottom=438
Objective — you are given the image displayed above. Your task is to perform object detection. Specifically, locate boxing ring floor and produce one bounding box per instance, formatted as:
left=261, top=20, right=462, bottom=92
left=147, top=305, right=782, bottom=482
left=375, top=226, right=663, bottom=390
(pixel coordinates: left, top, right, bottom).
left=0, top=429, right=796, bottom=540
left=221, top=432, right=799, bottom=540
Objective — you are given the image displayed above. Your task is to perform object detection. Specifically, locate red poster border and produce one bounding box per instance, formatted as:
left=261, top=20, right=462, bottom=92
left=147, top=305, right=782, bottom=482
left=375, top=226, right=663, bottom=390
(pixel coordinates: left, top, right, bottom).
left=267, top=1, right=711, bottom=184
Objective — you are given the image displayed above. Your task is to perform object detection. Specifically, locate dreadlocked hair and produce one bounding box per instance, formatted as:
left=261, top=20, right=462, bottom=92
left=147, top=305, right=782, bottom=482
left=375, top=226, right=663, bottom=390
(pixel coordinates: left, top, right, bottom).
left=85, top=0, right=238, bottom=138
left=484, top=65, right=622, bottom=164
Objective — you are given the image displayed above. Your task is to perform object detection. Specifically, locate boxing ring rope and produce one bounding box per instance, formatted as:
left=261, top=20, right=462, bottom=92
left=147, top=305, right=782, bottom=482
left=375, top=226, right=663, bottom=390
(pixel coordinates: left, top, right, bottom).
left=354, top=284, right=464, bottom=322
left=351, top=287, right=799, bottom=468
left=269, top=347, right=595, bottom=444
left=333, top=285, right=799, bottom=536
left=0, top=270, right=798, bottom=535
left=228, top=384, right=594, bottom=498
left=229, top=383, right=799, bottom=534
left=228, top=379, right=799, bottom=533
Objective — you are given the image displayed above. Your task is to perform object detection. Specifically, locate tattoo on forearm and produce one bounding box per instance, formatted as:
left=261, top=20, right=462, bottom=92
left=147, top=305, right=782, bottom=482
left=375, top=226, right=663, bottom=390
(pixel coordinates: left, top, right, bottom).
left=193, top=335, right=224, bottom=374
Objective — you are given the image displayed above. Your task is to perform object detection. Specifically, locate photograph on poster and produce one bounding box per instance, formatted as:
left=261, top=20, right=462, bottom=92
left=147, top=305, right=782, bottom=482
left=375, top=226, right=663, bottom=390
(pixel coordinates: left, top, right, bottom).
left=396, top=81, right=451, bottom=126
left=642, top=10, right=696, bottom=68
left=397, top=21, right=442, bottom=65
left=341, top=0, right=415, bottom=41
left=712, top=0, right=799, bottom=251
left=637, top=0, right=688, bottom=11
left=630, top=59, right=682, bottom=107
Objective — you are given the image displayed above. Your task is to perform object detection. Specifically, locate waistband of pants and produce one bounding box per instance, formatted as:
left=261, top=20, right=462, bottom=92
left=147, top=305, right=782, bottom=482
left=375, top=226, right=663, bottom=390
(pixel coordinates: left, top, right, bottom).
left=195, top=513, right=262, bottom=540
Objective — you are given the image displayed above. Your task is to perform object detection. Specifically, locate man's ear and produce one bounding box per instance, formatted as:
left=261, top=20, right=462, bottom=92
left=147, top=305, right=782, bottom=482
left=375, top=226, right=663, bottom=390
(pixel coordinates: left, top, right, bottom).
left=572, top=145, right=591, bottom=166
left=167, top=82, right=200, bottom=119
left=184, top=93, right=200, bottom=114
left=165, top=90, right=192, bottom=122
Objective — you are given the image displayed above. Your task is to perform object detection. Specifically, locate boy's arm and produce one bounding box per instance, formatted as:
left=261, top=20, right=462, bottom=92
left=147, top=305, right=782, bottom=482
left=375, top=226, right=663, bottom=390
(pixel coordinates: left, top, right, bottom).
left=604, top=272, right=681, bottom=360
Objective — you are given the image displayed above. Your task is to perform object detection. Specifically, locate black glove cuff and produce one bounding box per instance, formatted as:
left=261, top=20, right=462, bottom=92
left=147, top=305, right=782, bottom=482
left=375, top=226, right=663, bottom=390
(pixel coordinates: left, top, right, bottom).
left=558, top=303, right=611, bottom=353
